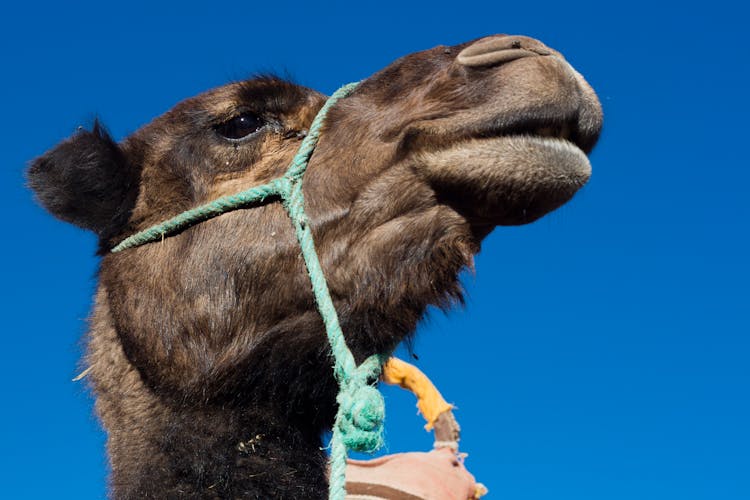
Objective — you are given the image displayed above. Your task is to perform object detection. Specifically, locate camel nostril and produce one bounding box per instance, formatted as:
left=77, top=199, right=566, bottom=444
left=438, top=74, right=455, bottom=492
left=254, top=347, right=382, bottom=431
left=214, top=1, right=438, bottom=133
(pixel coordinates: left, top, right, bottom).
left=456, top=35, right=552, bottom=68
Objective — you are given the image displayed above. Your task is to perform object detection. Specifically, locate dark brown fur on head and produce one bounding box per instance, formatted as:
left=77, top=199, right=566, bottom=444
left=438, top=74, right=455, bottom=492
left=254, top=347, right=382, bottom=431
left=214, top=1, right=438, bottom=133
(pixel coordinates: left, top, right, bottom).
left=28, top=35, right=602, bottom=498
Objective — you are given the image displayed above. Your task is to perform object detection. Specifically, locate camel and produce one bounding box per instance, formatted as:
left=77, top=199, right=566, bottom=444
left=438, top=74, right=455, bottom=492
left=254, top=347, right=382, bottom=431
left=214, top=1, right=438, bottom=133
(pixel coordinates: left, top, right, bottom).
left=28, top=34, right=602, bottom=498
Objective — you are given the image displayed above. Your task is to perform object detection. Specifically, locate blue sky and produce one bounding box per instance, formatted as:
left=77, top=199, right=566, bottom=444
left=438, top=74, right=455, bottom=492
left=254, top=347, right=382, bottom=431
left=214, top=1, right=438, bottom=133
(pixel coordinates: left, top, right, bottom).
left=2, top=1, right=748, bottom=498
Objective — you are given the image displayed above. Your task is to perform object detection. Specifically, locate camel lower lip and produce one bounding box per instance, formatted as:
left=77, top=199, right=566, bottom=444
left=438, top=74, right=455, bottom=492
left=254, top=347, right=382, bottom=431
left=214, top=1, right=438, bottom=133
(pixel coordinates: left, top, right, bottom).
left=501, top=134, right=579, bottom=149
left=442, top=134, right=591, bottom=174
left=497, top=135, right=589, bottom=164
left=475, top=135, right=591, bottom=187
left=416, top=135, right=592, bottom=224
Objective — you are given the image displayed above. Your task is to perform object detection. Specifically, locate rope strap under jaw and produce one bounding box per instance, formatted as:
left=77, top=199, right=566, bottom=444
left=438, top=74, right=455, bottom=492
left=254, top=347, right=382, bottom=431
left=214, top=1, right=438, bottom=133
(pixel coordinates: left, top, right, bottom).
left=112, top=82, right=386, bottom=500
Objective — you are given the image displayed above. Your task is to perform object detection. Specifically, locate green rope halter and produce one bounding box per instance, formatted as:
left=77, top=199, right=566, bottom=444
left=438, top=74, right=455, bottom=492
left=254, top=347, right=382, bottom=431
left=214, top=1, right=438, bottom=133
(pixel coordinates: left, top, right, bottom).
left=112, top=82, right=386, bottom=500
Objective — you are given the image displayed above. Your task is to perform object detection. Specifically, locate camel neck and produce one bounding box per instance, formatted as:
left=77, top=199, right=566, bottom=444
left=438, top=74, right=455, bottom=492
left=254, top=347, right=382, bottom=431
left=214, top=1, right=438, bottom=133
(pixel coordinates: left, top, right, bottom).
left=107, top=402, right=329, bottom=499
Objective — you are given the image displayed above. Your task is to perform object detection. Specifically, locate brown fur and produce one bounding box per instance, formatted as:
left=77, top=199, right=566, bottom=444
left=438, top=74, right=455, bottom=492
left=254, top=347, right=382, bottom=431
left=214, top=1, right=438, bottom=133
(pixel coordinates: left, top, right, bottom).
left=28, top=35, right=602, bottom=498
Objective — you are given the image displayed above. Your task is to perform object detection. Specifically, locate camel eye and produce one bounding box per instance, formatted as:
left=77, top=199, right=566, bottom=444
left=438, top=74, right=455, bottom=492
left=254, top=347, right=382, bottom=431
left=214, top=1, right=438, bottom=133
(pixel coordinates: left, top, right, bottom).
left=215, top=113, right=264, bottom=140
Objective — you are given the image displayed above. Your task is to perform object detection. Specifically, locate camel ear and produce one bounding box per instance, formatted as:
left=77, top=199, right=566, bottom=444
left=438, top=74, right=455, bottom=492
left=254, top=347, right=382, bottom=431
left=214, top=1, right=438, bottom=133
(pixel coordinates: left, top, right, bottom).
left=27, top=121, right=138, bottom=238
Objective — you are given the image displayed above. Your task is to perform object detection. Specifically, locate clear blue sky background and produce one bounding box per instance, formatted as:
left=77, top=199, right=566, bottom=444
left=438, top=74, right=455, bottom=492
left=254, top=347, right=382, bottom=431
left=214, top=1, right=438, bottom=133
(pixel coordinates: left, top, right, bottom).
left=1, top=1, right=747, bottom=498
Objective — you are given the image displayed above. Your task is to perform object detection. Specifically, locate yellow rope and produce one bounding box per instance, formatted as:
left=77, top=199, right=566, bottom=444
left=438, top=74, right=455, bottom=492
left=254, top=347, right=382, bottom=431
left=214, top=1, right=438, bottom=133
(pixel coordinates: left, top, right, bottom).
left=381, top=358, right=454, bottom=431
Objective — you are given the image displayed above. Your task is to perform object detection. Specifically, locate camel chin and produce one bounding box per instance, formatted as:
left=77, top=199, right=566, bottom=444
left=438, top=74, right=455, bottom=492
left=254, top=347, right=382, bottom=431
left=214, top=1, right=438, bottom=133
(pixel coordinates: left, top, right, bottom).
left=416, top=135, right=591, bottom=225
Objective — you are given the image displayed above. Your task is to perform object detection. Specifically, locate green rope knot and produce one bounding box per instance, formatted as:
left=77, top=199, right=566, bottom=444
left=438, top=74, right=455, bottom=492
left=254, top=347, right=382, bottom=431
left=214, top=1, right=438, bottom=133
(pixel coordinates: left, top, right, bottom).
left=337, top=381, right=385, bottom=452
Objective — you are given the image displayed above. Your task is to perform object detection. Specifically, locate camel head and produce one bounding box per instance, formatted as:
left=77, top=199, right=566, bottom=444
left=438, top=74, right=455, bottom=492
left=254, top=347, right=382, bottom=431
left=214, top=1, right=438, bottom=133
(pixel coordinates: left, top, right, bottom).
left=28, top=34, right=602, bottom=497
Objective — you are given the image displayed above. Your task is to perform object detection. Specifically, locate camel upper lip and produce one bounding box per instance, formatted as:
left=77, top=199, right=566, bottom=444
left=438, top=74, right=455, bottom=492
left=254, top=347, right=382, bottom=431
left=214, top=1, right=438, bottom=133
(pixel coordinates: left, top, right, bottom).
left=392, top=95, right=601, bottom=158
